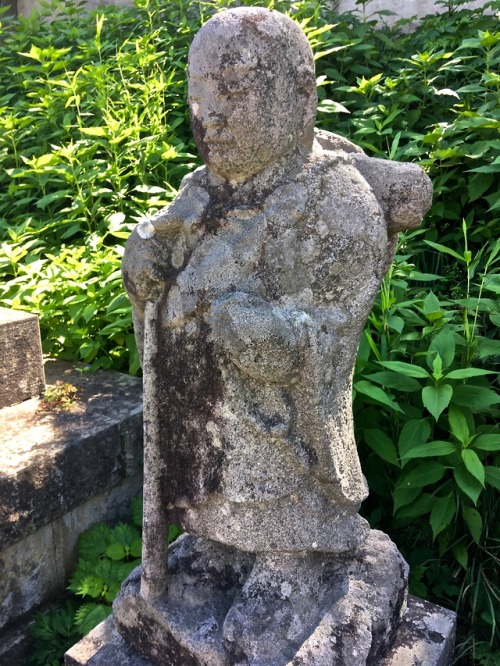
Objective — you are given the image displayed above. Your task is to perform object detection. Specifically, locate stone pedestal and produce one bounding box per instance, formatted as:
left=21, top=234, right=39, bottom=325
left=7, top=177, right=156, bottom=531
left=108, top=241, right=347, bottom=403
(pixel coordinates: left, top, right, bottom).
left=0, top=307, right=45, bottom=408
left=111, top=531, right=408, bottom=665
left=65, top=578, right=456, bottom=666
left=63, top=530, right=455, bottom=666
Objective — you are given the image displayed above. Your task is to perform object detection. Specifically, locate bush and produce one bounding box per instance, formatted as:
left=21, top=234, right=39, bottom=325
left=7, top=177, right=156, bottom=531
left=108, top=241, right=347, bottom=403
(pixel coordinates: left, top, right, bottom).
left=1, top=0, right=499, bottom=663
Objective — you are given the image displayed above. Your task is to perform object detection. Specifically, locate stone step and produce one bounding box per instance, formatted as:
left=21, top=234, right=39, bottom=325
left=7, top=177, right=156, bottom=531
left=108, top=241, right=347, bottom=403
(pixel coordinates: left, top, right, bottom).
left=0, top=359, right=144, bottom=664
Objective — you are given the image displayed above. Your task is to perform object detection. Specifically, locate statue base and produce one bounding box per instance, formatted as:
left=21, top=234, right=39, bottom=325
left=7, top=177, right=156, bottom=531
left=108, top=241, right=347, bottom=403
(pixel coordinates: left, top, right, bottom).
left=107, top=530, right=415, bottom=665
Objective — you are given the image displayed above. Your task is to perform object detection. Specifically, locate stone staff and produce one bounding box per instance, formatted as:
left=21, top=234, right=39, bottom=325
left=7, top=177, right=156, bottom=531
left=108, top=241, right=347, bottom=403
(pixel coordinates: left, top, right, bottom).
left=125, top=189, right=210, bottom=604
left=139, top=297, right=168, bottom=604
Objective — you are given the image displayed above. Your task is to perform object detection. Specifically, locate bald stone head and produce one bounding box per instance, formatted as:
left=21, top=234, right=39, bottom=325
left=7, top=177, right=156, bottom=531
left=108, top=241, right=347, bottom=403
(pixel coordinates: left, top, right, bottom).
left=188, top=7, right=317, bottom=183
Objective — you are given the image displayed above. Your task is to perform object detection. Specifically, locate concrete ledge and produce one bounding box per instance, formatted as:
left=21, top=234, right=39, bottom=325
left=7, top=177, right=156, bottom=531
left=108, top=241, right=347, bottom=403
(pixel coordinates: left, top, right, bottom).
left=0, top=359, right=143, bottom=550
left=0, top=360, right=144, bottom=652
left=65, top=595, right=456, bottom=665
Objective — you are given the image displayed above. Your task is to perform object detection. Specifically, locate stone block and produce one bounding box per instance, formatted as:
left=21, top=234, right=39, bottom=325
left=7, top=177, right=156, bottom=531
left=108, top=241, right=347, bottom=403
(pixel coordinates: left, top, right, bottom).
left=0, top=475, right=142, bottom=640
left=64, top=595, right=456, bottom=666
left=0, top=359, right=143, bottom=550
left=0, top=359, right=143, bottom=637
left=0, top=307, right=45, bottom=409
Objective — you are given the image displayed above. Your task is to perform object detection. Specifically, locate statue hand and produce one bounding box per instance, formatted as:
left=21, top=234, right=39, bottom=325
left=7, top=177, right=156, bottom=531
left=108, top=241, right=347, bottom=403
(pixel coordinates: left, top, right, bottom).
left=210, top=293, right=300, bottom=385
left=122, top=226, right=173, bottom=307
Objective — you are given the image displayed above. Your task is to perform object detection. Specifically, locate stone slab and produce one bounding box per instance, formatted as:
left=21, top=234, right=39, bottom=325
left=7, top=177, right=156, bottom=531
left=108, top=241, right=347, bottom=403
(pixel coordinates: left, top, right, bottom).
left=65, top=595, right=456, bottom=666
left=0, top=473, right=142, bottom=635
left=0, top=307, right=45, bottom=409
left=0, top=358, right=143, bottom=550
left=381, top=596, right=456, bottom=666
left=0, top=358, right=144, bottom=639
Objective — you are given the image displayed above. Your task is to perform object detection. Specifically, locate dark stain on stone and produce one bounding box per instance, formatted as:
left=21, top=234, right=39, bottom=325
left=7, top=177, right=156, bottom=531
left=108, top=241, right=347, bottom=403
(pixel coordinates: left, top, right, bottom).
left=156, top=318, right=224, bottom=506
left=367, top=557, right=408, bottom=665
left=119, top=619, right=199, bottom=666
left=189, top=112, right=209, bottom=166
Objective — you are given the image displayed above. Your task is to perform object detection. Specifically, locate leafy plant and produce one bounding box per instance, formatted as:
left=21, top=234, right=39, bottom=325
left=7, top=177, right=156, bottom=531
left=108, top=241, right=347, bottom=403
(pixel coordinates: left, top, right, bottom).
left=40, top=380, right=78, bottom=411
left=30, top=601, right=81, bottom=666
left=3, top=0, right=499, bottom=663
left=30, top=497, right=182, bottom=665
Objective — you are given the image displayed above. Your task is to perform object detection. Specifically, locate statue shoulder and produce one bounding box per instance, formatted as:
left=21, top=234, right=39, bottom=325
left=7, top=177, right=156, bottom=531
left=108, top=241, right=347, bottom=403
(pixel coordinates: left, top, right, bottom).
left=353, top=155, right=433, bottom=234
left=178, top=165, right=208, bottom=192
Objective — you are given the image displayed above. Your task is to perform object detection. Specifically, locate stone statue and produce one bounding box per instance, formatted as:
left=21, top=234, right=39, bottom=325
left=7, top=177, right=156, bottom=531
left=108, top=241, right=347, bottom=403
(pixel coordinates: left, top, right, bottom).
left=116, top=7, right=432, bottom=665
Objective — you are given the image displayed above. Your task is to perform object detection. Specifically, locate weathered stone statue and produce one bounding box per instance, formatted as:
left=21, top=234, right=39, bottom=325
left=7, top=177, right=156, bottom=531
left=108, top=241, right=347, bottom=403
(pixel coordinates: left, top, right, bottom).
left=116, top=7, right=432, bottom=665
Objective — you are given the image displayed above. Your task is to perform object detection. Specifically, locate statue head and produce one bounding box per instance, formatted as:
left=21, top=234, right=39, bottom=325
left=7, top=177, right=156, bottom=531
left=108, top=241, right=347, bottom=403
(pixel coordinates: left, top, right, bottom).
left=187, top=7, right=317, bottom=183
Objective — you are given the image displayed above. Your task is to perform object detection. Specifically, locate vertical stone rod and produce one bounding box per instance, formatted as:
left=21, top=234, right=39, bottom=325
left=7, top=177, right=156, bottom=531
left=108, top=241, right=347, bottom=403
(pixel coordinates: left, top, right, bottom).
left=140, top=299, right=169, bottom=604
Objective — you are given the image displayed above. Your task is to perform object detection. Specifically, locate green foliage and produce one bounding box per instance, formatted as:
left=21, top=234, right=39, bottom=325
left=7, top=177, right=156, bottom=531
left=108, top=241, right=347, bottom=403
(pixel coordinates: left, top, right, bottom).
left=31, top=498, right=182, bottom=665
left=30, top=601, right=81, bottom=666
left=31, top=518, right=141, bottom=665
left=2, top=0, right=498, bottom=663
left=354, top=234, right=500, bottom=661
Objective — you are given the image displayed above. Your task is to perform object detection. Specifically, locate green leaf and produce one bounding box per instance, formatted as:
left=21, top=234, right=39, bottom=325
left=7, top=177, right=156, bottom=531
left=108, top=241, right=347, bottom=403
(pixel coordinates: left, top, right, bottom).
left=393, top=486, right=421, bottom=513
left=431, top=353, right=443, bottom=380
left=80, top=126, right=107, bottom=137
left=398, top=419, right=431, bottom=461
left=428, top=327, right=455, bottom=370
left=130, top=538, right=142, bottom=558
left=452, top=542, right=468, bottom=569
left=422, top=291, right=443, bottom=316
left=36, top=190, right=70, bottom=210
left=401, top=440, right=456, bottom=461
left=475, top=337, right=500, bottom=359
left=106, top=543, right=126, bottom=561
left=397, top=462, right=446, bottom=489
left=75, top=575, right=103, bottom=599
left=395, top=492, right=435, bottom=518
left=74, top=603, right=112, bottom=635
left=353, top=380, right=404, bottom=413
left=424, top=241, right=465, bottom=262
left=452, top=385, right=500, bottom=409
left=471, top=434, right=500, bottom=451
left=430, top=493, right=455, bottom=539
left=461, top=449, right=485, bottom=485
left=453, top=463, right=483, bottom=504
left=387, top=315, right=404, bottom=333
left=445, top=368, right=494, bottom=379
left=377, top=361, right=429, bottom=378
left=422, top=384, right=453, bottom=421
left=112, top=523, right=141, bottom=548
left=448, top=405, right=469, bottom=444
left=484, top=466, right=500, bottom=491
left=363, top=371, right=421, bottom=392
left=168, top=524, right=183, bottom=544
left=468, top=172, right=493, bottom=202
left=364, top=428, right=399, bottom=466
left=462, top=506, right=483, bottom=544
left=78, top=524, right=113, bottom=560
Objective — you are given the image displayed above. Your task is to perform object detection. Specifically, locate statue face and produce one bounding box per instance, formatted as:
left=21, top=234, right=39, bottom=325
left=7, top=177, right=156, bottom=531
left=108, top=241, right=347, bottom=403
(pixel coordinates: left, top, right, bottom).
left=188, top=22, right=314, bottom=183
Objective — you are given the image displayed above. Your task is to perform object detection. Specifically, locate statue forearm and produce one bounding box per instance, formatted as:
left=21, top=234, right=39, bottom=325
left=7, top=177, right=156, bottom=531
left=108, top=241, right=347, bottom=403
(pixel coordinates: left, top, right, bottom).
left=354, top=155, right=433, bottom=235
left=210, top=293, right=304, bottom=385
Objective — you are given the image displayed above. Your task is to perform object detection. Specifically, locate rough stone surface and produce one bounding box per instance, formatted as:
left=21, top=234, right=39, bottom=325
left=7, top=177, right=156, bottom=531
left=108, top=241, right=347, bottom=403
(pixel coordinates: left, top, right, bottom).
left=0, top=307, right=45, bottom=409
left=0, top=359, right=143, bottom=550
left=119, top=6, right=433, bottom=663
left=0, top=359, right=143, bottom=638
left=67, top=591, right=456, bottom=666
left=381, top=597, right=456, bottom=666
left=112, top=531, right=408, bottom=665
